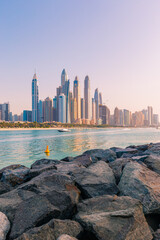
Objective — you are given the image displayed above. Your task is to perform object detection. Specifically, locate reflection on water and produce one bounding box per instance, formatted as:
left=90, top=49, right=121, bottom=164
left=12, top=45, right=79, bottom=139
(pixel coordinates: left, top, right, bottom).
left=0, top=128, right=160, bottom=168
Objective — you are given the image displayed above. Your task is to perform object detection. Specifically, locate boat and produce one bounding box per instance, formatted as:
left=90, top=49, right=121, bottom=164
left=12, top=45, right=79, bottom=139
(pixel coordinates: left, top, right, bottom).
left=58, top=128, right=71, bottom=132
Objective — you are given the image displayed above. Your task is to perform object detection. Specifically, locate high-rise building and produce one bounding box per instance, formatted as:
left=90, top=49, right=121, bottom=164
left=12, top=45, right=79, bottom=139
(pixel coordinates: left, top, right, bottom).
left=153, top=114, right=159, bottom=126
left=114, top=107, right=120, bottom=126
left=32, top=73, right=39, bottom=122
left=81, top=98, right=85, bottom=119
left=99, top=104, right=110, bottom=125
left=43, top=97, right=53, bottom=122
left=73, top=76, right=81, bottom=120
left=61, top=69, right=68, bottom=89
left=131, top=111, right=144, bottom=127
left=53, top=97, right=57, bottom=122
left=99, top=92, right=102, bottom=105
left=94, top=88, right=99, bottom=123
left=23, top=110, right=32, bottom=122
left=84, top=76, right=91, bottom=120
left=148, top=106, right=153, bottom=126
left=38, top=100, right=43, bottom=123
left=123, top=109, right=130, bottom=126
left=1, top=103, right=10, bottom=121
left=92, top=98, right=96, bottom=124
left=58, top=94, right=66, bottom=123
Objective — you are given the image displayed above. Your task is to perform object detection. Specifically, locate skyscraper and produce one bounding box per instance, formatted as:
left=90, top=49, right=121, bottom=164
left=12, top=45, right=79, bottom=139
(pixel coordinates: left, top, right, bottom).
left=43, top=97, right=53, bottom=122
left=148, top=106, right=153, bottom=126
left=99, top=104, right=110, bottom=125
left=84, top=76, right=91, bottom=120
left=32, top=73, right=39, bottom=122
left=99, top=92, right=102, bottom=105
left=61, top=69, right=68, bottom=88
left=58, top=94, right=66, bottom=123
left=81, top=98, right=85, bottom=119
left=94, top=88, right=99, bottom=123
left=73, top=76, right=81, bottom=120
left=92, top=98, right=96, bottom=124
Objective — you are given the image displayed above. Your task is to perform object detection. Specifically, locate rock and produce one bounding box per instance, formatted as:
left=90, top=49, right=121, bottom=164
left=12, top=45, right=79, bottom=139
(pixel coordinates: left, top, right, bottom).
left=9, top=195, right=60, bottom=239
left=72, top=161, right=119, bottom=198
left=143, top=155, right=160, bottom=175
left=31, top=159, right=60, bottom=169
left=154, top=229, right=160, bottom=240
left=29, top=164, right=57, bottom=178
left=109, top=158, right=132, bottom=184
left=75, top=195, right=152, bottom=240
left=115, top=148, right=138, bottom=158
left=19, top=171, right=80, bottom=218
left=118, top=161, right=160, bottom=214
left=57, top=235, right=78, bottom=240
left=131, top=155, right=149, bottom=162
left=0, top=212, right=10, bottom=240
left=83, top=149, right=116, bottom=163
left=0, top=165, right=30, bottom=187
left=15, top=219, right=82, bottom=240
left=56, top=162, right=85, bottom=174
left=61, top=157, right=74, bottom=162
left=144, top=142, right=160, bottom=156
left=71, top=154, right=92, bottom=167
left=0, top=182, right=12, bottom=195
left=0, top=188, right=37, bottom=223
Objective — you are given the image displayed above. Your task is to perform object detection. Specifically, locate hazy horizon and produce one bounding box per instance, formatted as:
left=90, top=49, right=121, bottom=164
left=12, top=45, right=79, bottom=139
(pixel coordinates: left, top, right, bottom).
left=1, top=0, right=160, bottom=115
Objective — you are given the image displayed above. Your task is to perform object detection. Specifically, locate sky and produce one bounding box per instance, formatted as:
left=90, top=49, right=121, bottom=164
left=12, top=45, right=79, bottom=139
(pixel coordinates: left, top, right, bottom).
left=0, top=0, right=160, bottom=115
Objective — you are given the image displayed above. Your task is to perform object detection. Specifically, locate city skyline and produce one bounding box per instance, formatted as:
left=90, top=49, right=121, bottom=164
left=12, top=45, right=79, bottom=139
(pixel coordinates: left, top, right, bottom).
left=1, top=1, right=160, bottom=115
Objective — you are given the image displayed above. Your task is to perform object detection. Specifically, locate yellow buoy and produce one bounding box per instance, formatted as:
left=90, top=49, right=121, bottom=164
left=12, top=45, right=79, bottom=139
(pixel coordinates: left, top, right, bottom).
left=45, top=145, right=50, bottom=153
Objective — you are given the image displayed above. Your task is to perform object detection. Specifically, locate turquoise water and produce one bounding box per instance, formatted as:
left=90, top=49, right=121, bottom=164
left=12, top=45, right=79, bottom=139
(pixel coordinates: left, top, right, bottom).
left=0, top=128, right=160, bottom=168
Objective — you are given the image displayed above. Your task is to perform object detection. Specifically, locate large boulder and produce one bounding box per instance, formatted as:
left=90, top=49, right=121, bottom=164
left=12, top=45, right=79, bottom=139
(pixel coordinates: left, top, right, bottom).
left=0, top=212, right=10, bottom=240
left=75, top=195, right=152, bottom=240
left=83, top=149, right=117, bottom=163
left=9, top=195, right=60, bottom=239
left=143, top=155, right=160, bottom=175
left=0, top=182, right=12, bottom=195
left=109, top=158, right=132, bottom=184
left=31, top=159, right=60, bottom=169
left=118, top=161, right=160, bottom=214
left=114, top=148, right=138, bottom=158
left=0, top=165, right=30, bottom=187
left=19, top=171, right=80, bottom=218
left=15, top=219, right=82, bottom=240
left=72, top=161, right=119, bottom=198
left=0, top=188, right=37, bottom=223
left=29, top=164, right=57, bottom=178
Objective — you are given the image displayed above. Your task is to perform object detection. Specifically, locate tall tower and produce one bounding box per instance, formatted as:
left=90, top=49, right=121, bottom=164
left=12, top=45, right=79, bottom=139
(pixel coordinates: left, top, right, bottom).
left=84, top=76, right=91, bottom=120
left=73, top=76, right=81, bottom=120
left=59, top=94, right=66, bottom=123
left=99, top=92, right=102, bottom=105
left=32, top=73, right=39, bottom=122
left=94, top=88, right=99, bottom=123
left=61, top=69, right=68, bottom=88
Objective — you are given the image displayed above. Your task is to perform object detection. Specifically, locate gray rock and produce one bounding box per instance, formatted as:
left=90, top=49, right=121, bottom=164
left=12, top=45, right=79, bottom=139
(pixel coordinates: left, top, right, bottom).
left=0, top=182, right=12, bottom=195
left=143, top=155, right=160, bottom=175
left=19, top=171, right=80, bottom=218
left=31, top=159, right=60, bottom=169
left=60, top=157, right=74, bottom=162
left=57, top=235, right=78, bottom=240
left=0, top=212, right=10, bottom=240
left=9, top=195, right=60, bottom=239
left=0, top=165, right=30, bottom=187
left=144, top=142, right=160, bottom=155
left=72, top=161, right=119, bottom=198
left=118, top=161, right=160, bottom=214
left=14, top=219, right=82, bottom=240
left=109, top=158, right=132, bottom=184
left=75, top=195, right=152, bottom=240
left=29, top=164, right=57, bottom=178
left=83, top=149, right=116, bottom=163
left=115, top=148, right=138, bottom=158
left=56, top=162, right=85, bottom=174
left=0, top=188, right=36, bottom=223
left=132, top=155, right=149, bottom=162
left=71, top=154, right=92, bottom=167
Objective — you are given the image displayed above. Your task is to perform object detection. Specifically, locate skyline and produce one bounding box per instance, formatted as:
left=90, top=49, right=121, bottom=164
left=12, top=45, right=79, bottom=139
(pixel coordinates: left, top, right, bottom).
left=1, top=1, right=160, bottom=115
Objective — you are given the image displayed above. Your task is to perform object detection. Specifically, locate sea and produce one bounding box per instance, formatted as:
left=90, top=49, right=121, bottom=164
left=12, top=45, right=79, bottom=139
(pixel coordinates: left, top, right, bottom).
left=0, top=127, right=159, bottom=169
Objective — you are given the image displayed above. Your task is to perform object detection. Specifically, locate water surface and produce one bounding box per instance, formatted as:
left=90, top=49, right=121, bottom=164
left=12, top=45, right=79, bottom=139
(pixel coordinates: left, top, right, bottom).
left=0, top=128, right=159, bottom=168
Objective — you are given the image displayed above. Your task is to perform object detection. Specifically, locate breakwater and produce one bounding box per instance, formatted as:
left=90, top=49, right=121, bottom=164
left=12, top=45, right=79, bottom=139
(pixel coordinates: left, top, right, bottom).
left=0, top=142, right=160, bottom=239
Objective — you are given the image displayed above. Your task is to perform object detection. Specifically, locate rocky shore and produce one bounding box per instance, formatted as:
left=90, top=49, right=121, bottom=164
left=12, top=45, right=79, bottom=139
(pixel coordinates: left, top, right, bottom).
left=0, top=143, right=160, bottom=240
